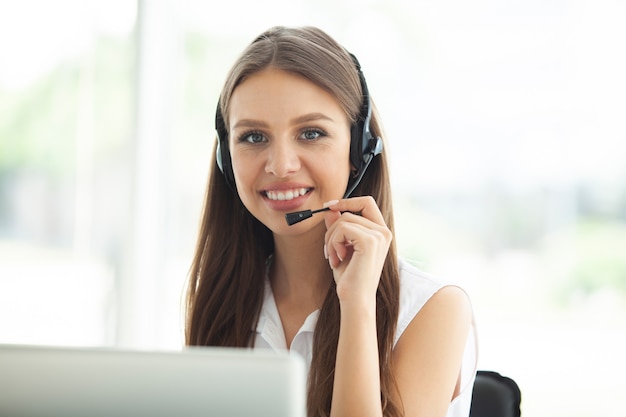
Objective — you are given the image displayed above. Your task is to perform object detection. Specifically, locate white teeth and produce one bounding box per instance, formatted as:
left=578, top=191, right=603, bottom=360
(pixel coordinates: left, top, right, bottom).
left=266, top=188, right=309, bottom=201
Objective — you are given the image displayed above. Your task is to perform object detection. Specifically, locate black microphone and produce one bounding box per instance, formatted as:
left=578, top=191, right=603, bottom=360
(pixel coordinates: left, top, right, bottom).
left=285, top=207, right=330, bottom=226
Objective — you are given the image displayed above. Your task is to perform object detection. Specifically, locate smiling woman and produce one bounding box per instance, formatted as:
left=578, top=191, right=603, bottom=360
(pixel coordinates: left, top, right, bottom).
left=184, top=26, right=477, bottom=417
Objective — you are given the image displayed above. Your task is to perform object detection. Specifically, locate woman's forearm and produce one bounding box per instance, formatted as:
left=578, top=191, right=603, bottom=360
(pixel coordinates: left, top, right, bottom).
left=330, top=299, right=383, bottom=417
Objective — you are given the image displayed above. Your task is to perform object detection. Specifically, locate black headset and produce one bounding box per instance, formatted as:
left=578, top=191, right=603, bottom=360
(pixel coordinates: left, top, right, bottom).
left=215, top=52, right=382, bottom=198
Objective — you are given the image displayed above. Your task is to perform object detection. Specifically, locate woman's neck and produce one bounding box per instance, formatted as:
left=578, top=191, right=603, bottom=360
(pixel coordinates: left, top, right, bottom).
left=270, top=223, right=332, bottom=309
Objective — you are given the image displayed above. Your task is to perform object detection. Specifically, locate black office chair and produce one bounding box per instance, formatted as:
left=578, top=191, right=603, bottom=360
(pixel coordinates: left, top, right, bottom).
left=469, top=370, right=521, bottom=417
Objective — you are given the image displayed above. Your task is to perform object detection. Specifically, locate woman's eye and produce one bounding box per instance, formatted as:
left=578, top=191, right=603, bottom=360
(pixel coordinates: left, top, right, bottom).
left=300, top=129, right=326, bottom=141
left=241, top=132, right=266, bottom=144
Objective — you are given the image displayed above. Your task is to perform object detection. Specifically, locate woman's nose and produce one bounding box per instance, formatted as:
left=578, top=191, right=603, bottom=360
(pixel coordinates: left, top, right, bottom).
left=265, top=140, right=301, bottom=177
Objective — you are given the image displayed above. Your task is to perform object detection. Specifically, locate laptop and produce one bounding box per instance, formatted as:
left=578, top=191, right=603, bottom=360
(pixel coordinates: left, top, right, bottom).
left=0, top=344, right=306, bottom=417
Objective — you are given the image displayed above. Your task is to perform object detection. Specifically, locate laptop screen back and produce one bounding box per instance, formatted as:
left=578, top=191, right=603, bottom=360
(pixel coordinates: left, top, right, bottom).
left=0, top=344, right=306, bottom=417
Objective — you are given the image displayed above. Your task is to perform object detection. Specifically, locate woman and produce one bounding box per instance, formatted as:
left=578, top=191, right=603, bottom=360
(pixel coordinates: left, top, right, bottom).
left=185, top=26, right=477, bottom=417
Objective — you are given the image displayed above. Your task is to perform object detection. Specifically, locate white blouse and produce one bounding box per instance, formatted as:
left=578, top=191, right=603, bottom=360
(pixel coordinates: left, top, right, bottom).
left=253, top=258, right=478, bottom=417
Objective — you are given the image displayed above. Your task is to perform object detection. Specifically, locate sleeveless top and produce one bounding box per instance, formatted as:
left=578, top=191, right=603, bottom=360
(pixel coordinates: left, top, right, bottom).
left=253, top=258, right=478, bottom=417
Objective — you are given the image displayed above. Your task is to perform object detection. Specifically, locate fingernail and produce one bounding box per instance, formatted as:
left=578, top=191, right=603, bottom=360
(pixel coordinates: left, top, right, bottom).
left=323, top=200, right=339, bottom=208
left=323, top=244, right=328, bottom=259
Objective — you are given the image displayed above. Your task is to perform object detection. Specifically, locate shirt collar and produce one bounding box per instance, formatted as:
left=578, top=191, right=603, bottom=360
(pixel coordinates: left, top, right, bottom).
left=255, top=255, right=320, bottom=348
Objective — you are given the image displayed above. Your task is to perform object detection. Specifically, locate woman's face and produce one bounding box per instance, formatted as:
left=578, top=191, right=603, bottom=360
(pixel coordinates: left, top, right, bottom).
left=228, top=67, right=352, bottom=236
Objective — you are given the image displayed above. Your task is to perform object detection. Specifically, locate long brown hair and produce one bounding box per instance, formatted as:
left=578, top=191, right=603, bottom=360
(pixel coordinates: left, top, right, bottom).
left=185, top=26, right=402, bottom=416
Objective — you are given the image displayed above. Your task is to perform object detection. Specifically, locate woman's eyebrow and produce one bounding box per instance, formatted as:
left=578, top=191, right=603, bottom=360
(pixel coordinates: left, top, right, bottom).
left=290, top=112, right=335, bottom=125
left=232, top=119, right=269, bottom=130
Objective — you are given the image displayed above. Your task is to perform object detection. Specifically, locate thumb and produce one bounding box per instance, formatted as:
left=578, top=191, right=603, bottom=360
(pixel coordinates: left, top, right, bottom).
left=323, top=200, right=341, bottom=229
left=324, top=210, right=341, bottom=229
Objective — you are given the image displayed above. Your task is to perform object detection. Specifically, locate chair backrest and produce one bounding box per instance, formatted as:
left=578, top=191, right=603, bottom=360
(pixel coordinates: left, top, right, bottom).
left=469, top=370, right=521, bottom=417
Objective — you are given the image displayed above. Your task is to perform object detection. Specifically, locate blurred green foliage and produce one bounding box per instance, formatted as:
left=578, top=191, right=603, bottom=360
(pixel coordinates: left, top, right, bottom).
left=542, top=219, right=626, bottom=305
left=0, top=36, right=134, bottom=178
left=0, top=64, right=79, bottom=176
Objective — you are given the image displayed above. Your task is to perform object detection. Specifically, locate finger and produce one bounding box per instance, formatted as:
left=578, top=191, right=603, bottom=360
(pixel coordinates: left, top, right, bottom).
left=325, top=226, right=348, bottom=268
left=324, top=208, right=342, bottom=230
left=328, top=238, right=353, bottom=269
left=331, top=237, right=353, bottom=262
left=325, top=221, right=362, bottom=267
left=326, top=211, right=390, bottom=246
left=325, top=196, right=386, bottom=226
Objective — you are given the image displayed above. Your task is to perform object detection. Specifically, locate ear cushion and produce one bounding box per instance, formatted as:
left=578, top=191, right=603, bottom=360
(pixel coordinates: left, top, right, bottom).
left=215, top=104, right=236, bottom=190
left=349, top=119, right=365, bottom=173
left=344, top=125, right=383, bottom=198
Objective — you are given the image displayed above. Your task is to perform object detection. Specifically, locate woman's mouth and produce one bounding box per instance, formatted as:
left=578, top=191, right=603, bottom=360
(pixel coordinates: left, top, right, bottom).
left=264, top=188, right=311, bottom=201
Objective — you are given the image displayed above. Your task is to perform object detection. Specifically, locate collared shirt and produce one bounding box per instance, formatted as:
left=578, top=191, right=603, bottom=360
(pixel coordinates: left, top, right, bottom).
left=253, top=258, right=478, bottom=417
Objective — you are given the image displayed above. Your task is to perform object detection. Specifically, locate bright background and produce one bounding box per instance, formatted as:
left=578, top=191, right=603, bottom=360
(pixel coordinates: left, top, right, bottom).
left=1, top=0, right=625, bottom=415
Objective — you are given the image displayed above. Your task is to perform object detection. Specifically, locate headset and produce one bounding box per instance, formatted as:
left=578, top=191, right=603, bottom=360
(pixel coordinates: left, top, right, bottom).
left=215, top=52, right=382, bottom=198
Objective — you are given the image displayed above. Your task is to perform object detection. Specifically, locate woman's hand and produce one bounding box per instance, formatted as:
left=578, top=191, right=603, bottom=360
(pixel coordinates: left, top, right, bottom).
left=324, top=196, right=391, bottom=417
left=323, top=197, right=392, bottom=304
